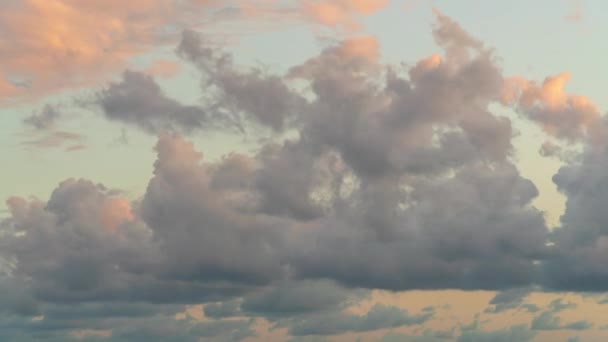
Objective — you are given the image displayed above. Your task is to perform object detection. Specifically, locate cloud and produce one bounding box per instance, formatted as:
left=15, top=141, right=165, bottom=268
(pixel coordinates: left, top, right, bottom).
left=0, top=278, right=40, bottom=317
left=380, top=325, right=536, bottom=342
left=203, top=300, right=242, bottom=320
left=20, top=130, right=86, bottom=151
left=1, top=14, right=558, bottom=327
left=540, top=140, right=608, bottom=291
left=288, top=337, right=330, bottom=342
left=548, top=298, right=577, bottom=312
left=301, top=0, right=388, bottom=30
left=0, top=0, right=176, bottom=102
left=0, top=0, right=384, bottom=104
left=240, top=280, right=363, bottom=320
left=140, top=133, right=286, bottom=285
left=379, top=329, right=453, bottom=342
left=484, top=287, right=533, bottom=313
left=287, top=304, right=432, bottom=336
left=11, top=7, right=608, bottom=341
left=502, top=73, right=605, bottom=143
left=177, top=29, right=305, bottom=132
left=143, top=60, right=181, bottom=80
left=531, top=311, right=593, bottom=331
left=23, top=105, right=61, bottom=130
left=565, top=0, right=584, bottom=23
left=457, top=324, right=536, bottom=342
left=95, top=71, right=212, bottom=134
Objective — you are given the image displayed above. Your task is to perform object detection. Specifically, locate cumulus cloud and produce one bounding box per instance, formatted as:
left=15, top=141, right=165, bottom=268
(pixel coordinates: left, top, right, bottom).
left=502, top=72, right=606, bottom=143
left=10, top=6, right=608, bottom=341
left=540, top=143, right=608, bottom=291
left=1, top=10, right=556, bottom=323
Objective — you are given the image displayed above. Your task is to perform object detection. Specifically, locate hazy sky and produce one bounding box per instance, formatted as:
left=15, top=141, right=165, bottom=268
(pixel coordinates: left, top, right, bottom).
left=2, top=1, right=608, bottom=341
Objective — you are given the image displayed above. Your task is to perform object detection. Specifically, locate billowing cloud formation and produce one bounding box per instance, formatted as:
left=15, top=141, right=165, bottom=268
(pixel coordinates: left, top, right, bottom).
left=2, top=5, right=549, bottom=300
left=7, top=6, right=608, bottom=341
left=540, top=142, right=608, bottom=291
left=502, top=72, right=605, bottom=143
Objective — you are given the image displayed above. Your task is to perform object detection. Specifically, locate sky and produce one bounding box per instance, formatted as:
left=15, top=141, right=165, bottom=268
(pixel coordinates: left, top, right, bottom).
left=3, top=0, right=608, bottom=341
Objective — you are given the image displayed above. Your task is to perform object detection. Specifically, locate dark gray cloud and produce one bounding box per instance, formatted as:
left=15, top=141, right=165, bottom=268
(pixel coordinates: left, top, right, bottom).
left=288, top=304, right=432, bottom=336
left=540, top=143, right=608, bottom=291
left=456, top=325, right=536, bottom=342
left=531, top=311, right=592, bottom=331
left=241, top=279, right=364, bottom=320
left=484, top=287, right=533, bottom=313
left=23, top=105, right=61, bottom=130
left=287, top=337, right=329, bottom=342
left=177, top=29, right=305, bottom=132
left=96, top=71, right=211, bottom=134
left=204, top=300, right=242, bottom=320
left=0, top=278, right=39, bottom=317
left=548, top=299, right=577, bottom=312
left=379, top=331, right=449, bottom=342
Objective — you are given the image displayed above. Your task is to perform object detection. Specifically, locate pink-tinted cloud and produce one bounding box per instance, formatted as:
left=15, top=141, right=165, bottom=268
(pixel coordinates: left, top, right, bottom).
left=100, top=197, right=135, bottom=233
left=20, top=130, right=85, bottom=150
left=0, top=0, right=176, bottom=102
left=0, top=0, right=386, bottom=104
left=301, top=0, right=388, bottom=30
left=143, top=60, right=181, bottom=79
left=339, top=35, right=381, bottom=62
left=502, top=73, right=604, bottom=143
left=565, top=0, right=584, bottom=23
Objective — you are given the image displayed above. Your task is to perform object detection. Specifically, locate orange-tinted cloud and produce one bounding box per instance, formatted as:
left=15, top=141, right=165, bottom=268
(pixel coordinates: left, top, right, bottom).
left=339, top=35, right=381, bottom=62
left=565, top=0, right=584, bottom=23
left=0, top=0, right=384, bottom=104
left=502, top=73, right=604, bottom=143
left=302, top=0, right=388, bottom=30
left=0, top=0, right=177, bottom=103
left=409, top=53, right=442, bottom=80
left=100, top=197, right=135, bottom=233
left=0, top=0, right=244, bottom=104
left=143, top=60, right=181, bottom=79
